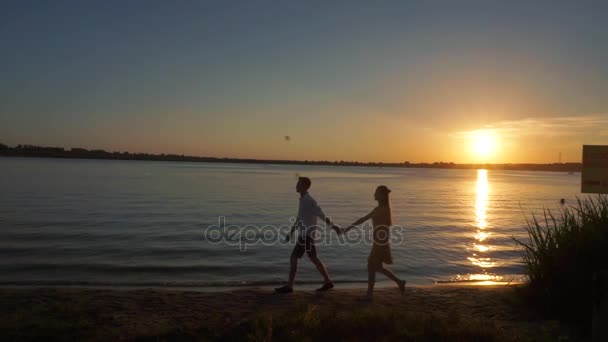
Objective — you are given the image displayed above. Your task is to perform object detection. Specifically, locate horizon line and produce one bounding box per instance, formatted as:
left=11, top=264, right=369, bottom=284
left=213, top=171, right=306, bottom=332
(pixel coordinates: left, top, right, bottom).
left=0, top=143, right=583, bottom=169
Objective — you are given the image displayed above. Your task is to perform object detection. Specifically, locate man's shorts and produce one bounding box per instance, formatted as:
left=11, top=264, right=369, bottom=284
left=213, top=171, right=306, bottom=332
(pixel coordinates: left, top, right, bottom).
left=291, top=235, right=317, bottom=259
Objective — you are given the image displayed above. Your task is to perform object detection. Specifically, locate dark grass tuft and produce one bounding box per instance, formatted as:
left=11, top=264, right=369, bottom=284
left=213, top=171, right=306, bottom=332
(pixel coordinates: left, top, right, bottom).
left=513, top=195, right=608, bottom=337
left=221, top=305, right=536, bottom=342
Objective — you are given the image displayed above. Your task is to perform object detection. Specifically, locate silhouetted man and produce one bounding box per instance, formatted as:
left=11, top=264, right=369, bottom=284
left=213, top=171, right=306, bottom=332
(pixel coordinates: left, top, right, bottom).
left=275, top=177, right=341, bottom=293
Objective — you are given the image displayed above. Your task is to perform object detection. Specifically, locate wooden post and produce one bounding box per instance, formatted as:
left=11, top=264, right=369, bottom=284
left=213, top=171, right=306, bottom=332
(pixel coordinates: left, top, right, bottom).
left=593, top=271, right=608, bottom=341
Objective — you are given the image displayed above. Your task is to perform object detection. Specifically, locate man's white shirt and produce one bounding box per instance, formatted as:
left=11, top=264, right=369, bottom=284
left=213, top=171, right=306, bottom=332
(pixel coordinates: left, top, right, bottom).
left=296, top=192, right=326, bottom=237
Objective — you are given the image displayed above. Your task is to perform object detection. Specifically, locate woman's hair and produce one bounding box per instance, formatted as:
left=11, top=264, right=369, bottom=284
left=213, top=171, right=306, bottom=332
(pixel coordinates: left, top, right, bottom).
left=376, top=185, right=391, bottom=207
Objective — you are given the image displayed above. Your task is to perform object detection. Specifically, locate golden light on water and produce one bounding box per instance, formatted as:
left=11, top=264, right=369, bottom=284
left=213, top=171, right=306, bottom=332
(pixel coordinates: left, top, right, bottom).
left=475, top=169, right=489, bottom=230
left=475, top=231, right=490, bottom=242
left=474, top=244, right=490, bottom=252
left=467, top=257, right=496, bottom=269
left=466, top=169, right=499, bottom=282
left=468, top=274, right=499, bottom=281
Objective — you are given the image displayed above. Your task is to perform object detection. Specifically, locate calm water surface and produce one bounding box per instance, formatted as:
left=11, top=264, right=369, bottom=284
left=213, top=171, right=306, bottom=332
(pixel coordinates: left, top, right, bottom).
left=0, top=157, right=583, bottom=286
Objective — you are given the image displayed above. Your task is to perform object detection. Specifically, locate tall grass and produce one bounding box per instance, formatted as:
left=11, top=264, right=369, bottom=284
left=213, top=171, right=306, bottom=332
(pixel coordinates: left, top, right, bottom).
left=222, top=304, right=525, bottom=342
left=514, top=195, right=608, bottom=334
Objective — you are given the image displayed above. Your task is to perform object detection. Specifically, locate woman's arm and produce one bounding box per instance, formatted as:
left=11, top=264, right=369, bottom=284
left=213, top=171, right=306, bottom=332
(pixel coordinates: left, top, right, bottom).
left=344, top=209, right=375, bottom=233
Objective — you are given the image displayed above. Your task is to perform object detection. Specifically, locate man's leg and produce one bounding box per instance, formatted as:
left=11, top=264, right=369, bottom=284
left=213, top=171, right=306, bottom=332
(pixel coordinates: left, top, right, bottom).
left=287, top=255, right=298, bottom=288
left=309, top=255, right=331, bottom=284
left=305, top=235, right=332, bottom=286
left=276, top=239, right=304, bottom=293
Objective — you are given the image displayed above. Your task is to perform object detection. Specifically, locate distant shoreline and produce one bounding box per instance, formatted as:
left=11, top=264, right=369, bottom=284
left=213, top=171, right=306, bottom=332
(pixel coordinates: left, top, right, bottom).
left=0, top=144, right=581, bottom=172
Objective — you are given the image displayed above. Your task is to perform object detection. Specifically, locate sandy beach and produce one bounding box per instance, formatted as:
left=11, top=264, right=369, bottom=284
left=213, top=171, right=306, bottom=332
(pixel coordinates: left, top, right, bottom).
left=0, top=284, right=568, bottom=341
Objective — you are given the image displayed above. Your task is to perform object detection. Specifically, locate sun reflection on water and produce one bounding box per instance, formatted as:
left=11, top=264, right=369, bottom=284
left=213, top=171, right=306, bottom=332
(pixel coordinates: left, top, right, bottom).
left=475, top=169, right=488, bottom=229
left=466, top=169, right=499, bottom=282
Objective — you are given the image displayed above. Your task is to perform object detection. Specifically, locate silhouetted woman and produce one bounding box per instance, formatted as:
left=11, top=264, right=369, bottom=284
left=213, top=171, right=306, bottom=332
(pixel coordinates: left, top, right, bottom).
left=344, top=185, right=406, bottom=298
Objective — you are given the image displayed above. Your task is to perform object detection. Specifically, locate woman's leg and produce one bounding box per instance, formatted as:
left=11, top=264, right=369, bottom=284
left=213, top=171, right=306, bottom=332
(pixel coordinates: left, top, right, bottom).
left=367, top=261, right=377, bottom=296
left=379, top=266, right=406, bottom=293
left=378, top=266, right=400, bottom=284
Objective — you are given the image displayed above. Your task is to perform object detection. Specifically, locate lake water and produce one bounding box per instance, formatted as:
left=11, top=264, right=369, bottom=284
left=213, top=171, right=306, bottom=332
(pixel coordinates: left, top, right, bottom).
left=0, top=157, right=583, bottom=287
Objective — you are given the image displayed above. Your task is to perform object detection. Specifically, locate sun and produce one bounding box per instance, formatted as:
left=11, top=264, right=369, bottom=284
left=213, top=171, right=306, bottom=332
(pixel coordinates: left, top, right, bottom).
left=469, top=130, right=497, bottom=160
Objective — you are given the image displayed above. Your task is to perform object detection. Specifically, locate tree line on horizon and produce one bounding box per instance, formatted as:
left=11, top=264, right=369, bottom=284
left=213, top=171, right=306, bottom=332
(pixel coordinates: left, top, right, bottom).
left=0, top=142, right=582, bottom=172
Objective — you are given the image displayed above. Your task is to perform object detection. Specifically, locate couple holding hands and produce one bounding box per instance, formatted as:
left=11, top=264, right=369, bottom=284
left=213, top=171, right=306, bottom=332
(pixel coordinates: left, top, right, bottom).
left=274, top=177, right=406, bottom=298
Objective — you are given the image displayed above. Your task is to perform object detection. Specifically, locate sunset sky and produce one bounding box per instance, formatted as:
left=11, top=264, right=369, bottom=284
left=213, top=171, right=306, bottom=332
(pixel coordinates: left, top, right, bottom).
left=1, top=1, right=607, bottom=163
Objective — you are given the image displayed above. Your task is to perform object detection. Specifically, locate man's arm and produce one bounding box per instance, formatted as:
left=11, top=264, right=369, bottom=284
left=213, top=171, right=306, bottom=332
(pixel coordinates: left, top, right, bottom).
left=312, top=202, right=341, bottom=234
left=323, top=216, right=341, bottom=235
left=285, top=218, right=299, bottom=242
left=286, top=222, right=297, bottom=241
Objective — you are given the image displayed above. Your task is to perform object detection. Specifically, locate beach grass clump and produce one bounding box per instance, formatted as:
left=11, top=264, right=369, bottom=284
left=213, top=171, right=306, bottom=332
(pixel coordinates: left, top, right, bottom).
left=514, top=195, right=608, bottom=334
left=224, top=304, right=525, bottom=342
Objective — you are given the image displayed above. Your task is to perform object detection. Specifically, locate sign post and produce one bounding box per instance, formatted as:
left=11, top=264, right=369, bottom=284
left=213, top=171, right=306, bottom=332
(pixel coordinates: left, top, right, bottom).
left=581, top=145, right=608, bottom=194
left=582, top=145, right=608, bottom=341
